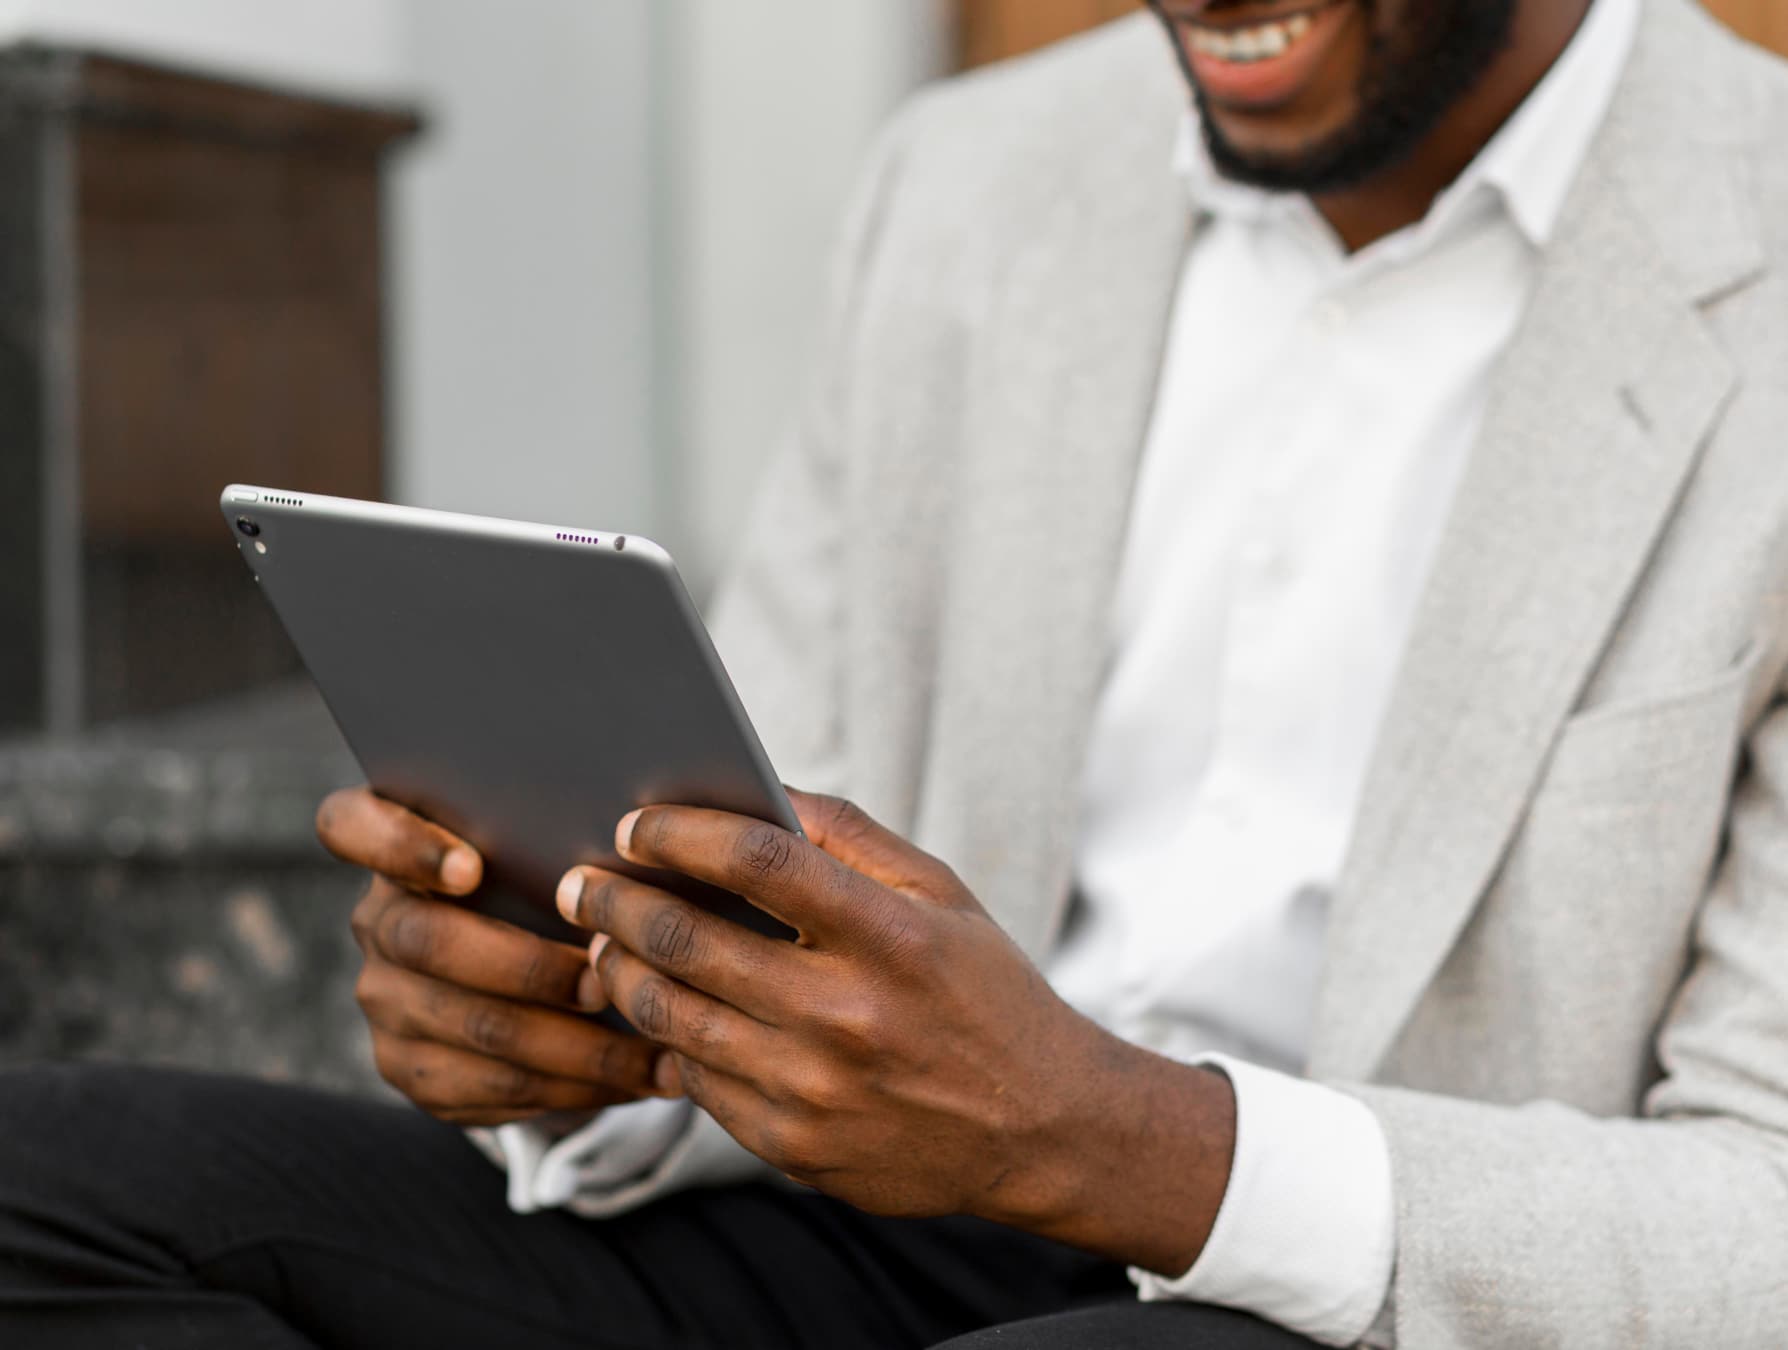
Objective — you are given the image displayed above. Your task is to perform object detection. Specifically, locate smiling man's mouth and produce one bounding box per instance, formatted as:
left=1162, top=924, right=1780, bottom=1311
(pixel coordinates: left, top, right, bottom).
left=1184, top=11, right=1317, bottom=64
left=1166, top=0, right=1360, bottom=111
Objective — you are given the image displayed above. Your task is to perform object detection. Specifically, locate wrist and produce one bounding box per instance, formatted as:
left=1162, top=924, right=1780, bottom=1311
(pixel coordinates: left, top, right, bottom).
left=1011, top=1030, right=1237, bottom=1275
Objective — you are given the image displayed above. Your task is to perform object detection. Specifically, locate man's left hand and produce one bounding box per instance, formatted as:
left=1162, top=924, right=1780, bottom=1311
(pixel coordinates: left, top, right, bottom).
left=556, top=789, right=1235, bottom=1275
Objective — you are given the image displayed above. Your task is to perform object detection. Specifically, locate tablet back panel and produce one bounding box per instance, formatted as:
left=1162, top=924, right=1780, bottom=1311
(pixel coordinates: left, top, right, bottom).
left=219, top=486, right=799, bottom=942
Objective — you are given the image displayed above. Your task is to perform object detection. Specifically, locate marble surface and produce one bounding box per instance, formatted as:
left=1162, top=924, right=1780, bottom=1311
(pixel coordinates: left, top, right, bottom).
left=0, top=861, right=382, bottom=1094
left=0, top=680, right=386, bottom=1095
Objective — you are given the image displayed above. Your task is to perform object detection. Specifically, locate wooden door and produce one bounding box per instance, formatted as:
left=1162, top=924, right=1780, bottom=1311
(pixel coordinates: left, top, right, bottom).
left=957, top=1, right=1788, bottom=67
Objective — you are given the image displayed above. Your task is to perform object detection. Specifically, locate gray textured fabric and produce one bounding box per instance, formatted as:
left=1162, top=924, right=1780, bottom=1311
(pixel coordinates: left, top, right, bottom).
left=688, top=2, right=1788, bottom=1344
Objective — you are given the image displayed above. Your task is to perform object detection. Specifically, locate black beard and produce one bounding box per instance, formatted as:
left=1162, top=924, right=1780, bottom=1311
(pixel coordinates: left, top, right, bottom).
left=1166, top=0, right=1519, bottom=195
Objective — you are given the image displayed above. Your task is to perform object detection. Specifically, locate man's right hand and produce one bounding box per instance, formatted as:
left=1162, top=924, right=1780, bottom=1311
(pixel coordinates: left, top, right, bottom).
left=317, top=786, right=667, bottom=1128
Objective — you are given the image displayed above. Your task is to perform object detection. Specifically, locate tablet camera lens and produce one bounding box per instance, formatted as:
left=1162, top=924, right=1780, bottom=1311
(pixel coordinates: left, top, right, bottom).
left=236, top=517, right=261, bottom=538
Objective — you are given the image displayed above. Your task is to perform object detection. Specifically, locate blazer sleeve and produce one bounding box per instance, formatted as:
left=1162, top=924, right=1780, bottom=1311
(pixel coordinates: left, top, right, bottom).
left=473, top=98, right=929, bottom=1219
left=1335, top=676, right=1788, bottom=1348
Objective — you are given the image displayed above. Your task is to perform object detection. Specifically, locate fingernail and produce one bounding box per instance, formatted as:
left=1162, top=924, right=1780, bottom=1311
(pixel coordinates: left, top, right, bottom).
left=576, top=962, right=607, bottom=1011
left=556, top=870, right=586, bottom=924
left=440, top=847, right=480, bottom=893
left=616, top=810, right=642, bottom=857
left=654, top=1054, right=684, bottom=1097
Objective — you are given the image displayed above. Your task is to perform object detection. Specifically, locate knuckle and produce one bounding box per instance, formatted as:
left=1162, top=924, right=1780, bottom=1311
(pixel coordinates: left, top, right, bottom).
left=379, top=899, right=437, bottom=970
left=778, top=1060, right=845, bottom=1113
left=353, top=965, right=383, bottom=1017
left=485, top=1062, right=535, bottom=1104
left=737, top=823, right=796, bottom=884
left=824, top=994, right=884, bottom=1057
left=682, top=1001, right=723, bottom=1054
left=348, top=879, right=389, bottom=949
left=515, top=942, right=549, bottom=1001
left=417, top=972, right=455, bottom=1024
left=589, top=1033, right=639, bottom=1089
left=870, top=902, right=935, bottom=966
left=673, top=1053, right=707, bottom=1101
left=464, top=1002, right=518, bottom=1057
left=354, top=966, right=422, bottom=1039
left=822, top=796, right=872, bottom=840
left=348, top=903, right=372, bottom=949
left=644, top=907, right=702, bottom=971
left=517, top=940, right=572, bottom=1005
left=631, top=977, right=674, bottom=1041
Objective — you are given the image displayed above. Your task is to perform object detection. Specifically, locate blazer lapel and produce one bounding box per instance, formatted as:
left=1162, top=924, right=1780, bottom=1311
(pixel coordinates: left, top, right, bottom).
left=1308, top=0, right=1764, bottom=1081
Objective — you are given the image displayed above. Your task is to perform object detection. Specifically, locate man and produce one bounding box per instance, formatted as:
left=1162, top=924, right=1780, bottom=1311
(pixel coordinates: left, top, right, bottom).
left=4, top=0, right=1787, bottom=1345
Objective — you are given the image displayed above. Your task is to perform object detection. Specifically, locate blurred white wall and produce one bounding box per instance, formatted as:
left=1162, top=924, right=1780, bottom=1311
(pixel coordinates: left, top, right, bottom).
left=0, top=0, right=949, bottom=595
left=0, top=0, right=410, bottom=96
left=387, top=1, right=662, bottom=538
left=656, top=0, right=950, bottom=590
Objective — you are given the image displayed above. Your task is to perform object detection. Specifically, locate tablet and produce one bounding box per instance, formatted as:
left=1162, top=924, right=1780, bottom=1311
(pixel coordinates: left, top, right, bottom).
left=219, top=485, right=800, bottom=946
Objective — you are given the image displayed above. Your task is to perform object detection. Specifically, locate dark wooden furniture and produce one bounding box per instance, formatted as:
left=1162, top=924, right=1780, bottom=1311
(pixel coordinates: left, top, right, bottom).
left=0, top=47, right=418, bottom=735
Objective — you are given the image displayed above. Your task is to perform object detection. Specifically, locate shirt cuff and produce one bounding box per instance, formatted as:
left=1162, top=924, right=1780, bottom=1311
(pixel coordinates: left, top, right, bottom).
left=1130, top=1055, right=1397, bottom=1347
left=483, top=1097, right=696, bottom=1214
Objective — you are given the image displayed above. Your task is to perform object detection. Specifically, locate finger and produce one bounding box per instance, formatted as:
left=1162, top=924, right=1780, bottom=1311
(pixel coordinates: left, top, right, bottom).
left=784, top=789, right=960, bottom=899
left=657, top=1052, right=771, bottom=1152
left=595, top=938, right=771, bottom=1081
left=613, top=805, right=875, bottom=944
left=317, top=786, right=482, bottom=896
left=367, top=888, right=593, bottom=1008
left=660, top=1052, right=830, bottom=1189
left=356, top=961, right=667, bottom=1096
left=370, top=1034, right=626, bottom=1122
left=557, top=867, right=797, bottom=1019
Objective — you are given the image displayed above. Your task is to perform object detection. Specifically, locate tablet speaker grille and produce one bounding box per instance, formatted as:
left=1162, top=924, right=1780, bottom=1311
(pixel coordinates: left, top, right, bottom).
left=263, top=494, right=304, bottom=508
left=556, top=532, right=600, bottom=546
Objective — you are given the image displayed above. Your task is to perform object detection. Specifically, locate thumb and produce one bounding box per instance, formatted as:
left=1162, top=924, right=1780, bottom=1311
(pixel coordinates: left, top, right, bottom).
left=785, top=788, right=960, bottom=903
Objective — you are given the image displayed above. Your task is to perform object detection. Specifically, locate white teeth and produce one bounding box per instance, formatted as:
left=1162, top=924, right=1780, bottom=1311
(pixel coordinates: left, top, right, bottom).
left=1187, top=12, right=1319, bottom=65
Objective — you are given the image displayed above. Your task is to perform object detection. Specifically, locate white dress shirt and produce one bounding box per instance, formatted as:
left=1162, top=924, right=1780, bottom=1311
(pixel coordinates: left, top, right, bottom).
left=1065, top=1, right=1638, bottom=1342
left=487, top=2, right=1636, bottom=1343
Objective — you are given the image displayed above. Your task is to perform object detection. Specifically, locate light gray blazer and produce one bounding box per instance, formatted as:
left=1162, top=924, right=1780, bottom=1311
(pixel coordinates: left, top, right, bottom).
left=688, top=1, right=1788, bottom=1343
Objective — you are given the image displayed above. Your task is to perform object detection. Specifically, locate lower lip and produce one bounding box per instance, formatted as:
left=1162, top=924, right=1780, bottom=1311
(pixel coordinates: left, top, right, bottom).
left=1182, top=2, right=1356, bottom=111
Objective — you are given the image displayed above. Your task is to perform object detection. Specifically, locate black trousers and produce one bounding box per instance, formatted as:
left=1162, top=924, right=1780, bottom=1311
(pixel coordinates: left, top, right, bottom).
left=0, top=1064, right=1318, bottom=1349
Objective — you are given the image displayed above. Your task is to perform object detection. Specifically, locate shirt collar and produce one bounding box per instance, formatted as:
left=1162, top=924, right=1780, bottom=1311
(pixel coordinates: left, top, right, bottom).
left=1176, top=0, right=1640, bottom=250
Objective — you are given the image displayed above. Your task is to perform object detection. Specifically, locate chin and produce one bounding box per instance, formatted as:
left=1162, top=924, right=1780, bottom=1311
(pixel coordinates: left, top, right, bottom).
left=1201, top=87, right=1366, bottom=185
left=1205, top=101, right=1362, bottom=167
